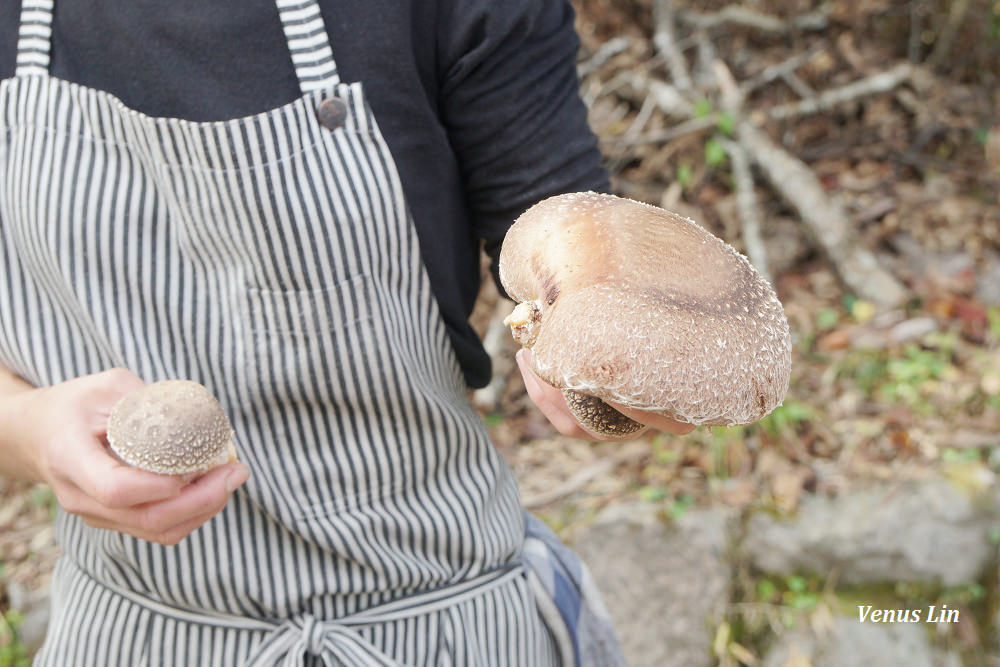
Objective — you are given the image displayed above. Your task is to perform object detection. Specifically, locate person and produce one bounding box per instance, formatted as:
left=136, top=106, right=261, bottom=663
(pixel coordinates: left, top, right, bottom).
left=0, top=1, right=692, bottom=664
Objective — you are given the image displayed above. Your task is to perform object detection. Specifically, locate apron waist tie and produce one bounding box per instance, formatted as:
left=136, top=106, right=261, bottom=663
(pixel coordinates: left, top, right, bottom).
left=76, top=560, right=524, bottom=667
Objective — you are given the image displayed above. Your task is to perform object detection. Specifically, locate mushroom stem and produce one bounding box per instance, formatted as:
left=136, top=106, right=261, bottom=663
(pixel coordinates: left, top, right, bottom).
left=503, top=301, right=542, bottom=347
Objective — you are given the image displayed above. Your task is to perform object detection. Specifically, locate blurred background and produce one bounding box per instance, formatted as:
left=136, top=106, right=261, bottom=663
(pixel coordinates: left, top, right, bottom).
left=3, top=1, right=1000, bottom=666
left=471, top=0, right=1000, bottom=665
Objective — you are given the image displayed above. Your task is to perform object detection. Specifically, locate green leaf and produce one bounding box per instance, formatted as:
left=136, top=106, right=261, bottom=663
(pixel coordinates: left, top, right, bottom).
left=786, top=575, right=808, bottom=593
left=756, top=579, right=777, bottom=601
left=676, top=164, right=694, bottom=188
left=705, top=138, right=727, bottom=167
left=482, top=413, right=504, bottom=427
left=815, top=308, right=840, bottom=331
left=694, top=98, right=713, bottom=118
left=639, top=486, right=666, bottom=502
left=668, top=494, right=694, bottom=520
left=987, top=307, right=1000, bottom=340
left=789, top=592, right=819, bottom=611
left=655, top=448, right=680, bottom=464
left=941, top=448, right=981, bottom=463
left=717, top=112, right=735, bottom=137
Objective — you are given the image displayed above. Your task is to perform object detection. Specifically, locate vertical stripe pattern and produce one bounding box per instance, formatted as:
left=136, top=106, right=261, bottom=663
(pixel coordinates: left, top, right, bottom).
left=0, top=1, right=565, bottom=664
left=14, top=0, right=53, bottom=76
left=276, top=0, right=340, bottom=91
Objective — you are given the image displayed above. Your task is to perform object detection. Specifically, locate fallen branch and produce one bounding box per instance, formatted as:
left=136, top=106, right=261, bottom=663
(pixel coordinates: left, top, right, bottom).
left=781, top=70, right=815, bottom=100
left=578, top=36, right=631, bottom=79
left=722, top=138, right=772, bottom=285
left=602, top=114, right=717, bottom=147
left=679, top=5, right=830, bottom=34
left=597, top=18, right=913, bottom=306
left=741, top=45, right=827, bottom=95
left=908, top=0, right=925, bottom=63
left=606, top=94, right=659, bottom=174
left=652, top=0, right=694, bottom=92
left=738, top=122, right=909, bottom=306
left=694, top=30, right=718, bottom=91
left=927, top=0, right=971, bottom=69
left=582, top=69, right=637, bottom=109
left=766, top=63, right=913, bottom=120
left=622, top=94, right=658, bottom=145
left=711, top=58, right=743, bottom=114
left=472, top=299, right=517, bottom=411
left=629, top=73, right=695, bottom=119
left=710, top=59, right=771, bottom=284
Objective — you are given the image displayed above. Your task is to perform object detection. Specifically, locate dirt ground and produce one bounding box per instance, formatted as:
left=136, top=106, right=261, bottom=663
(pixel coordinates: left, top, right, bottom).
left=2, top=0, right=1000, bottom=663
left=477, top=0, right=1000, bottom=528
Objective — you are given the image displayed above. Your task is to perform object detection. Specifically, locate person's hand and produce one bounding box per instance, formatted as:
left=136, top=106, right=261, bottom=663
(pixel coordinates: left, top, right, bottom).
left=7, top=368, right=249, bottom=545
left=516, top=349, right=696, bottom=441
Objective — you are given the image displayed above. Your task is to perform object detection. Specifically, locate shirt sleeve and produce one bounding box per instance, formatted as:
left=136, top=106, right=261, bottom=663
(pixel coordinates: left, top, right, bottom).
left=437, top=0, right=610, bottom=293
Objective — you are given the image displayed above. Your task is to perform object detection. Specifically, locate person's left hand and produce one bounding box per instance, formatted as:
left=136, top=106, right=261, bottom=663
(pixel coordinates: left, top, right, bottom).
left=515, top=349, right=696, bottom=441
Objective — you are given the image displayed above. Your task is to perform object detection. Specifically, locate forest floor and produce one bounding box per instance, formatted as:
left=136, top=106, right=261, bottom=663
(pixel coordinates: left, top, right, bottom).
left=2, top=0, right=1000, bottom=664
left=472, top=0, right=1000, bottom=539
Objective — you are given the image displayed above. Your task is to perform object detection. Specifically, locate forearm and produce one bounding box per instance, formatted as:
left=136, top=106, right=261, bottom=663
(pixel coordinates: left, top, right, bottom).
left=0, top=364, right=43, bottom=481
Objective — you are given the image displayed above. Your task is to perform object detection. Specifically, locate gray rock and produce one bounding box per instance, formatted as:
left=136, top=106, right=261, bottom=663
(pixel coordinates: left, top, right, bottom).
left=571, top=503, right=733, bottom=667
left=976, top=250, right=1000, bottom=306
left=993, top=608, right=1000, bottom=654
left=744, top=476, right=1000, bottom=587
left=763, top=617, right=961, bottom=667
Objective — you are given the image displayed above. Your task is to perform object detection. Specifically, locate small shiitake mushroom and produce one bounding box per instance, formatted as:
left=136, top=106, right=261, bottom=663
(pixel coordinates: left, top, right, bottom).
left=499, top=192, right=792, bottom=438
left=107, top=380, right=238, bottom=476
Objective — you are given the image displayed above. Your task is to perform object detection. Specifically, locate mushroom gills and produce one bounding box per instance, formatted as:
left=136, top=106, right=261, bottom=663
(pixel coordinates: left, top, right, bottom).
left=561, top=389, right=645, bottom=437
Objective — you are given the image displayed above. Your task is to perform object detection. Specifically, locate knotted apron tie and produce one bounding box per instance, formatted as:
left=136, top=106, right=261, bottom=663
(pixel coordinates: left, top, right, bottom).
left=82, top=561, right=523, bottom=667
left=246, top=613, right=400, bottom=666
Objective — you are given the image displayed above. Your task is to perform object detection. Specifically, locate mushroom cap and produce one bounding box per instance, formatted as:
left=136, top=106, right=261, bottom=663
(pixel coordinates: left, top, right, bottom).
left=107, top=380, right=236, bottom=475
left=498, top=191, right=792, bottom=426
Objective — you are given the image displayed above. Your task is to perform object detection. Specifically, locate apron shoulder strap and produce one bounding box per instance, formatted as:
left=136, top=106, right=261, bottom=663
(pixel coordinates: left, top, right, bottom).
left=13, top=0, right=341, bottom=91
left=275, top=0, right=342, bottom=92
left=15, top=0, right=54, bottom=76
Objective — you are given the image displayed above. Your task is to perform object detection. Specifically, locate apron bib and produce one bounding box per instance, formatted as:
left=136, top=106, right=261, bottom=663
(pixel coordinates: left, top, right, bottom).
left=0, top=0, right=580, bottom=664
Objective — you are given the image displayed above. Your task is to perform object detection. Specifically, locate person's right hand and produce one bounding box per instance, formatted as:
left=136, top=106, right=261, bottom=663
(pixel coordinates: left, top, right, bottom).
left=8, top=368, right=249, bottom=545
left=516, top=349, right=696, bottom=441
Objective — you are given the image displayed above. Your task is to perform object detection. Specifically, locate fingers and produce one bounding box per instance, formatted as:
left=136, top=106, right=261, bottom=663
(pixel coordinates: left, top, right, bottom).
left=136, top=463, right=249, bottom=523
left=76, top=462, right=250, bottom=545
left=28, top=367, right=250, bottom=545
left=516, top=350, right=594, bottom=440
left=74, top=438, right=187, bottom=508
left=517, top=349, right=696, bottom=439
left=607, top=401, right=697, bottom=435
left=77, top=368, right=147, bottom=429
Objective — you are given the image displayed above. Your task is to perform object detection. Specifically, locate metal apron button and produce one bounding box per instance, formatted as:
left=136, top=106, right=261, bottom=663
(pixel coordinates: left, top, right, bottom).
left=317, top=97, right=348, bottom=130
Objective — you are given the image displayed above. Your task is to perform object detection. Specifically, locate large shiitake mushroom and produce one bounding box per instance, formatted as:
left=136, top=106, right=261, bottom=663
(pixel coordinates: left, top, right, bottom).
left=499, top=192, right=792, bottom=438
left=107, top=380, right=238, bottom=476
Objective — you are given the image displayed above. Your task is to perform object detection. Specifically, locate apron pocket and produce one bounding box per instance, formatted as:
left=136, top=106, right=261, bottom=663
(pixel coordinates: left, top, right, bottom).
left=241, top=273, right=377, bottom=409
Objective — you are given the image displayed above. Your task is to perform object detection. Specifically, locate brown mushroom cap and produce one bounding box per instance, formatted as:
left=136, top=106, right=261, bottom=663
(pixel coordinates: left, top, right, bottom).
left=499, top=191, right=792, bottom=430
left=107, top=380, right=237, bottom=476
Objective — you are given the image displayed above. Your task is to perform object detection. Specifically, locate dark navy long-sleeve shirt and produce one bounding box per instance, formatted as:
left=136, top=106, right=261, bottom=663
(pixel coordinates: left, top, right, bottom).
left=0, top=0, right=609, bottom=387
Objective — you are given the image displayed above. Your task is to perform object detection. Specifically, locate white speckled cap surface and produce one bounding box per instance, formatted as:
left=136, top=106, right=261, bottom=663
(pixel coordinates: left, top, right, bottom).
left=499, top=192, right=792, bottom=426
left=107, top=380, right=236, bottom=475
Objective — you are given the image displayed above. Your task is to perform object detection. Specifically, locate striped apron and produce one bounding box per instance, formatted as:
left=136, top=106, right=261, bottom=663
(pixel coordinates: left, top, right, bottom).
left=1, top=1, right=624, bottom=664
